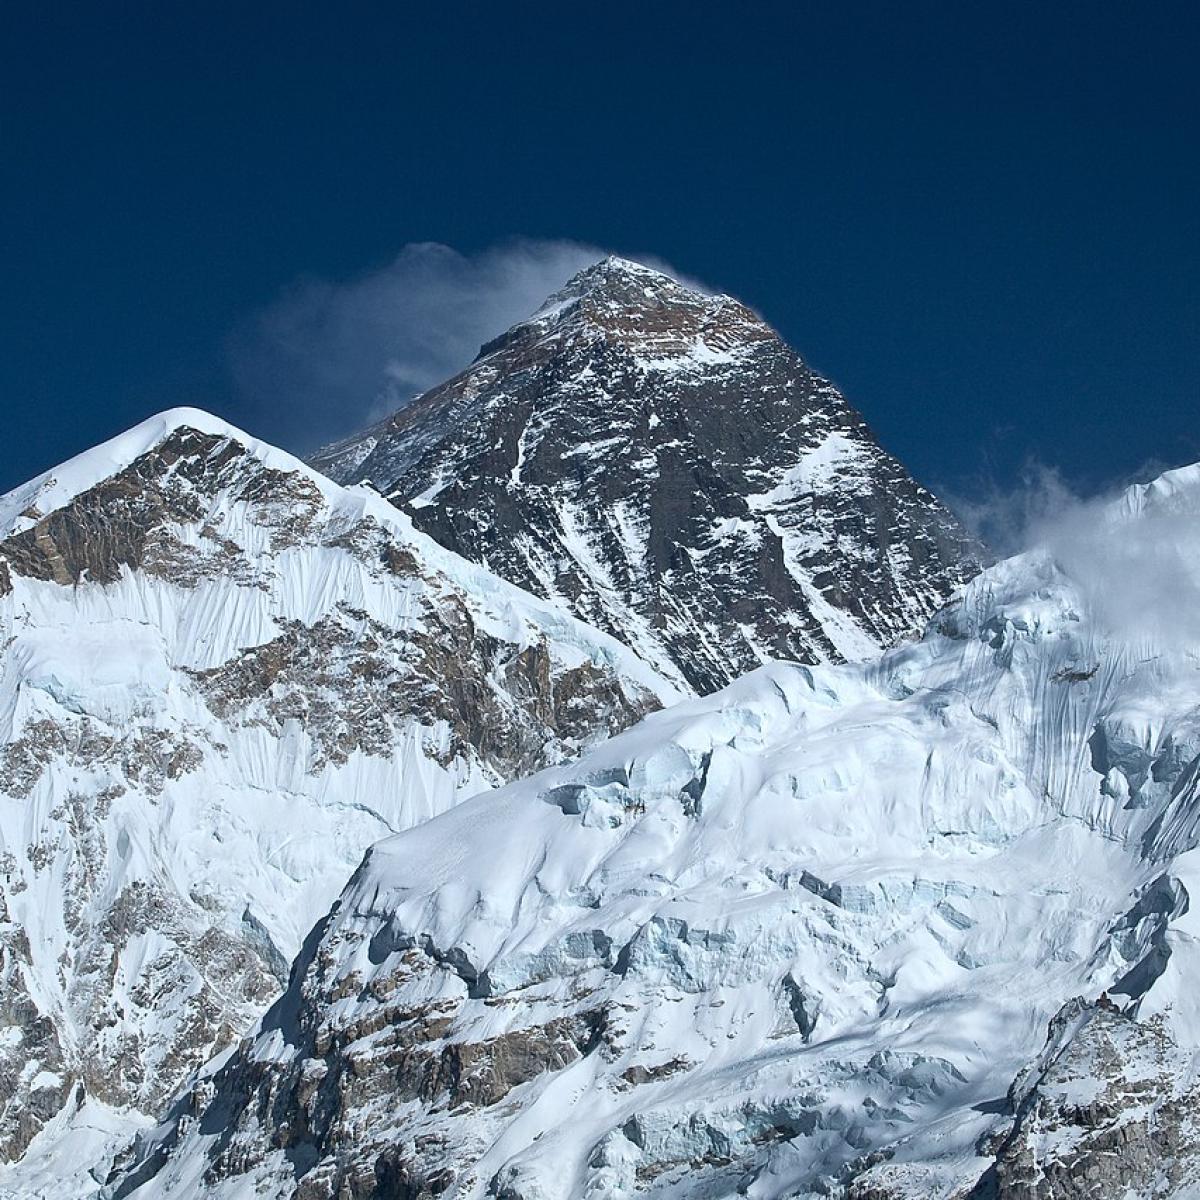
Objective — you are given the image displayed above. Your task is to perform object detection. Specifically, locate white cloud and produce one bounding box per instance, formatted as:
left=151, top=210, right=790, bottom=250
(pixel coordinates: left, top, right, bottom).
left=1037, top=480, right=1200, bottom=649
left=952, top=459, right=1200, bottom=647
left=946, top=461, right=1081, bottom=557
left=228, top=239, right=695, bottom=453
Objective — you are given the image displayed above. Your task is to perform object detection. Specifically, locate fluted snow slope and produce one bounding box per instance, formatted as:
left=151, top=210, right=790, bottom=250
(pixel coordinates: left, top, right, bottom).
left=0, top=410, right=674, bottom=1196
left=112, top=460, right=1200, bottom=1199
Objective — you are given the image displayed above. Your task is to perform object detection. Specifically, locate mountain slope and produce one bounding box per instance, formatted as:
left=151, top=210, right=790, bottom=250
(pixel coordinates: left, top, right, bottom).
left=113, top=462, right=1200, bottom=1199
left=313, top=257, right=984, bottom=694
left=0, top=409, right=675, bottom=1192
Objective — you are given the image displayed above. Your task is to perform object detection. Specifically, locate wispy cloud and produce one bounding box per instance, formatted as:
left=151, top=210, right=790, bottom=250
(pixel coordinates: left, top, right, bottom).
left=950, top=458, right=1200, bottom=646
left=228, top=239, right=604, bottom=451
left=1037, top=475, right=1200, bottom=648
left=227, top=239, right=696, bottom=453
left=945, top=461, right=1083, bottom=557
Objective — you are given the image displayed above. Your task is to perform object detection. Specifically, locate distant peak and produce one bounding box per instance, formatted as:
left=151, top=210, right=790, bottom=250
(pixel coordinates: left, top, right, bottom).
left=555, top=254, right=696, bottom=299
left=587, top=254, right=679, bottom=281
left=511, top=254, right=742, bottom=336
left=460, top=255, right=770, bottom=370
left=600, top=253, right=652, bottom=270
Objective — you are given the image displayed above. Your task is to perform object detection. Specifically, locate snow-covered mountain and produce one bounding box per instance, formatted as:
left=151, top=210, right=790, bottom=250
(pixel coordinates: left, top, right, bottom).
left=0, top=409, right=675, bottom=1194
left=313, top=257, right=984, bottom=694
left=112, top=460, right=1200, bottom=1199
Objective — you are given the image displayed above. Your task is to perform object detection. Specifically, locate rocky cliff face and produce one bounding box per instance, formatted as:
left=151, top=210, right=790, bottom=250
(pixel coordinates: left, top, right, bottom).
left=313, top=257, right=984, bottom=694
left=972, top=1000, right=1200, bottom=1199
left=108, top=462, right=1200, bottom=1200
left=0, top=410, right=672, bottom=1190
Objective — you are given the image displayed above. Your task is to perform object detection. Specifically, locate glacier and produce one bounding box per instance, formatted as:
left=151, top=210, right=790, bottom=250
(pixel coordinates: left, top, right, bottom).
left=102, top=461, right=1200, bottom=1197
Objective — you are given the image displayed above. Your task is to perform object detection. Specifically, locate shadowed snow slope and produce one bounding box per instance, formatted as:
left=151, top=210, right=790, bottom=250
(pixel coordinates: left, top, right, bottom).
left=314, top=257, right=984, bottom=694
left=0, top=409, right=675, bottom=1196
left=109, top=461, right=1200, bottom=1198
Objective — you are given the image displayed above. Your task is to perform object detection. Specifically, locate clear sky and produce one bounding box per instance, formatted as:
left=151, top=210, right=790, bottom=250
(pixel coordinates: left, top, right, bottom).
left=4, top=2, right=1198, bottom=508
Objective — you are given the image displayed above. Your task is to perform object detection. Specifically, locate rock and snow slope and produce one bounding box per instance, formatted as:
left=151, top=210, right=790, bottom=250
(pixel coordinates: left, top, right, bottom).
left=0, top=410, right=674, bottom=1193
left=110, top=462, right=1200, bottom=1198
left=313, top=257, right=983, bottom=694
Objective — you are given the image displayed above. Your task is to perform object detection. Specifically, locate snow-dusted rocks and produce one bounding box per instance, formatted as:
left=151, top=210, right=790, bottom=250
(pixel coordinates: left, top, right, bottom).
left=313, top=257, right=984, bottom=693
left=0, top=410, right=673, bottom=1188
left=110, top=462, right=1200, bottom=1199
left=976, top=999, right=1200, bottom=1199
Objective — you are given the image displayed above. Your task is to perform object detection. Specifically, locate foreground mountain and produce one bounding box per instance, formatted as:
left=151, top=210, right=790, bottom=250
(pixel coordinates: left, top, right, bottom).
left=313, top=257, right=984, bottom=693
left=111, top=462, right=1200, bottom=1198
left=0, top=409, right=674, bottom=1194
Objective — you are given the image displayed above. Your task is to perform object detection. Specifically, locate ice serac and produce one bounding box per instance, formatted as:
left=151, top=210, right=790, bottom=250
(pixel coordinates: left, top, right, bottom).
left=0, top=409, right=674, bottom=1192
left=312, top=257, right=984, bottom=694
left=113, top=460, right=1200, bottom=1199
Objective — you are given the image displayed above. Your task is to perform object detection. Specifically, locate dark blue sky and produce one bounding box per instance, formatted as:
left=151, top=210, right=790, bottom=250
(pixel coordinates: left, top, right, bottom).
left=5, top=2, right=1198, bottom=506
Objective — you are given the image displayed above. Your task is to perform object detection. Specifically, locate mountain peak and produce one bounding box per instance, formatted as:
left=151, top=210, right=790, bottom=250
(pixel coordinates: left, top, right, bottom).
left=475, top=255, right=768, bottom=372
left=561, top=253, right=686, bottom=290
left=0, top=406, right=343, bottom=541
left=314, top=259, right=984, bottom=694
left=0, top=406, right=672, bottom=1184
left=522, top=254, right=727, bottom=327
left=562, top=254, right=688, bottom=294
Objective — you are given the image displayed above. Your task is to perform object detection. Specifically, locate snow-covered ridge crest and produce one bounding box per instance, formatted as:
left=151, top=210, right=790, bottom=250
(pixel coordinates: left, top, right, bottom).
left=519, top=255, right=717, bottom=322
left=0, top=407, right=330, bottom=537
left=489, top=254, right=764, bottom=368
left=0, top=406, right=675, bottom=699
left=112, top=458, right=1200, bottom=1198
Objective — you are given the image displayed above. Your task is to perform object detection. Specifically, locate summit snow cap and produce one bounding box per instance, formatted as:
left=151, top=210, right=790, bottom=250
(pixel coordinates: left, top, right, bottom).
left=530, top=254, right=712, bottom=309
left=495, top=254, right=761, bottom=355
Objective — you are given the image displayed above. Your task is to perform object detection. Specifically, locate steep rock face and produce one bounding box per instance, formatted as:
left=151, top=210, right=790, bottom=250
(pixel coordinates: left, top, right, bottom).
left=111, top=463, right=1200, bottom=1200
left=0, top=410, right=672, bottom=1186
left=313, top=257, right=984, bottom=694
left=972, top=1000, right=1200, bottom=1199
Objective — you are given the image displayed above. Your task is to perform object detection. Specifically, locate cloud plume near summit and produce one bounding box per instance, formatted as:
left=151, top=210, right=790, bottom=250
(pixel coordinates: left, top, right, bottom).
left=228, top=240, right=603, bottom=450
left=228, top=239, right=693, bottom=453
